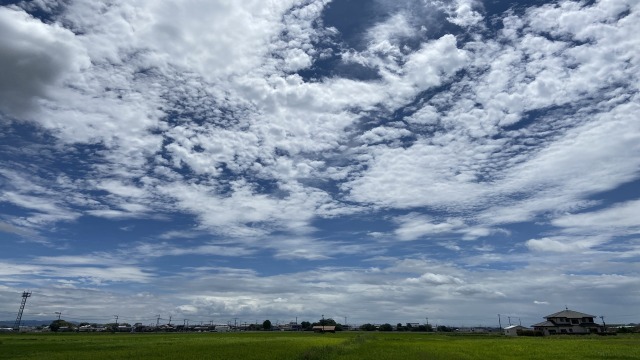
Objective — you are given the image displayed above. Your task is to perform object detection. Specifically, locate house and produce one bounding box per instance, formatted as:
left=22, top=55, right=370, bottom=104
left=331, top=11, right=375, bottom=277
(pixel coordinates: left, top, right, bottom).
left=214, top=325, right=230, bottom=332
left=312, top=325, right=335, bottom=333
left=532, top=309, right=603, bottom=335
left=503, top=325, right=529, bottom=336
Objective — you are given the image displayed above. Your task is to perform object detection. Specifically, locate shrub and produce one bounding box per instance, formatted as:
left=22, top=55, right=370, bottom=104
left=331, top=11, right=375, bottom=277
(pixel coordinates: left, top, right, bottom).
left=516, top=329, right=543, bottom=337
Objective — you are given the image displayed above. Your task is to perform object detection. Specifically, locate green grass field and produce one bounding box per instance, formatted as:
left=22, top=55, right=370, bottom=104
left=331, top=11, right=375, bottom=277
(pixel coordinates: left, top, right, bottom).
left=1, top=332, right=639, bottom=360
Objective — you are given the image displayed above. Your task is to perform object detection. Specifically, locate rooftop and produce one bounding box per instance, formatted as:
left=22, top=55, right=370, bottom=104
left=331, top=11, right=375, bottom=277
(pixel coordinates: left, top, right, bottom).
left=545, top=309, right=596, bottom=319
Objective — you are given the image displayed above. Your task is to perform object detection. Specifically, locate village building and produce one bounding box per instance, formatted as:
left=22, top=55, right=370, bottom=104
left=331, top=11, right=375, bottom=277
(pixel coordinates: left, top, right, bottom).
left=312, top=325, right=336, bottom=333
left=214, top=325, right=230, bottom=332
left=532, top=309, right=603, bottom=335
left=503, top=325, right=529, bottom=336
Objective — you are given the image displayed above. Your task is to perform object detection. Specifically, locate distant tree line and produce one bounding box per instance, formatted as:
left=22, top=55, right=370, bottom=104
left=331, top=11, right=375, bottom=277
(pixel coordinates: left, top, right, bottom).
left=46, top=317, right=523, bottom=333
left=358, top=323, right=437, bottom=332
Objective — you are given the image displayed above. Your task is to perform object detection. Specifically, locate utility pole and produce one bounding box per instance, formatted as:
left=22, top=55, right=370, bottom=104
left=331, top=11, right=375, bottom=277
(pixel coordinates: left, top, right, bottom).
left=322, top=314, right=325, bottom=332
left=55, top=311, right=62, bottom=320
left=600, top=316, right=606, bottom=332
left=13, top=291, right=32, bottom=331
left=508, top=316, right=512, bottom=326
left=168, top=316, right=172, bottom=326
left=156, top=315, right=161, bottom=328
left=497, top=314, right=502, bottom=329
left=426, top=317, right=429, bottom=325
left=114, top=315, right=119, bottom=326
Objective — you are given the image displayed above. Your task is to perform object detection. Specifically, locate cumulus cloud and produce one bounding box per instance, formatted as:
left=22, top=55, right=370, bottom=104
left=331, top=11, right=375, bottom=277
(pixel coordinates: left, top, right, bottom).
left=0, top=6, right=89, bottom=116
left=445, top=0, right=483, bottom=27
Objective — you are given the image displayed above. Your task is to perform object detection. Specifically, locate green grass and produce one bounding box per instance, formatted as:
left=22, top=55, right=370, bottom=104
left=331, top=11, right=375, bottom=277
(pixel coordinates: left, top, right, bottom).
left=1, top=332, right=639, bottom=360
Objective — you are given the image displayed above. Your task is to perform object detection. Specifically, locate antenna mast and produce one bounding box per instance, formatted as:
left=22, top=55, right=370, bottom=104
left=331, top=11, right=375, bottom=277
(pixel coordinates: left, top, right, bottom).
left=13, top=291, right=32, bottom=331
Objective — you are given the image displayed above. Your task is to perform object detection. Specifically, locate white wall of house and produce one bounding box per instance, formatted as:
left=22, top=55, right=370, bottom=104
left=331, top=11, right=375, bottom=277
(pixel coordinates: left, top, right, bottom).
left=504, top=325, right=527, bottom=336
left=215, top=325, right=230, bottom=332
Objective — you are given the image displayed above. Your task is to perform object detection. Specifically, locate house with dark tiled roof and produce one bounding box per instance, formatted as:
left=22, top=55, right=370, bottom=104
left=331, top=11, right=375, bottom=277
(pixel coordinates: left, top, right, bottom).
left=532, top=309, right=603, bottom=335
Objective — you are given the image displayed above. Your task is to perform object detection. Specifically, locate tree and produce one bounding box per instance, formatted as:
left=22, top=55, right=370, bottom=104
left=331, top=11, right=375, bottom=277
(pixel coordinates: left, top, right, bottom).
left=317, top=318, right=336, bottom=326
left=379, top=323, right=393, bottom=331
left=437, top=325, right=454, bottom=332
left=397, top=323, right=404, bottom=331
left=49, top=320, right=75, bottom=332
left=360, top=323, right=376, bottom=331
left=262, top=320, right=272, bottom=330
left=104, top=323, right=119, bottom=332
left=300, top=321, right=311, bottom=330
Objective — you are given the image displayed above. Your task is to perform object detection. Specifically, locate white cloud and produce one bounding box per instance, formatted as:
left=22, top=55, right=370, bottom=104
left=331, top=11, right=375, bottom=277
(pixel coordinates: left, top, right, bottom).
left=553, top=199, right=640, bottom=235
left=345, top=0, right=640, bottom=238
left=1, top=0, right=639, bottom=328
left=57, top=0, right=301, bottom=80
left=365, top=12, right=416, bottom=47
left=404, top=272, right=464, bottom=285
left=526, top=236, right=608, bottom=253
left=0, top=6, right=89, bottom=116
left=128, top=242, right=256, bottom=258
left=394, top=213, right=464, bottom=241
left=445, top=0, right=483, bottom=27
left=0, top=261, right=152, bottom=284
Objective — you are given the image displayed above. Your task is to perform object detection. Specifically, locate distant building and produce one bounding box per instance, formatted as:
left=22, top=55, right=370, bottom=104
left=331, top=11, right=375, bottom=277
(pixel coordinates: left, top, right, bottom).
left=215, top=325, right=230, bottom=332
left=117, top=325, right=133, bottom=332
left=276, top=322, right=302, bottom=331
left=532, top=309, right=603, bottom=335
left=312, top=325, right=335, bottom=333
left=503, top=325, right=529, bottom=336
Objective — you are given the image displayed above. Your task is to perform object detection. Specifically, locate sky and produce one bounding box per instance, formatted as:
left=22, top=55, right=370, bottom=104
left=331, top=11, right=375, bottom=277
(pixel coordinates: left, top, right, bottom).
left=0, top=0, right=639, bottom=328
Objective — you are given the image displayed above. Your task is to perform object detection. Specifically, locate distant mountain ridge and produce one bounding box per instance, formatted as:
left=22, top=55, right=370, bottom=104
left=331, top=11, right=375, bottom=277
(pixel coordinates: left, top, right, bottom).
left=0, top=320, right=56, bottom=327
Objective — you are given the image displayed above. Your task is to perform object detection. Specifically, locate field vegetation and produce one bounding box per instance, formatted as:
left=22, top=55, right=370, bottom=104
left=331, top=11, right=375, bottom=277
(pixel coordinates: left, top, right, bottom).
left=1, top=331, right=639, bottom=359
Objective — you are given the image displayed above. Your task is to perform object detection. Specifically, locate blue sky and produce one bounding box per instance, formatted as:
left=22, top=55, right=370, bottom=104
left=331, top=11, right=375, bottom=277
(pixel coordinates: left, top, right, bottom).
left=0, top=0, right=639, bottom=328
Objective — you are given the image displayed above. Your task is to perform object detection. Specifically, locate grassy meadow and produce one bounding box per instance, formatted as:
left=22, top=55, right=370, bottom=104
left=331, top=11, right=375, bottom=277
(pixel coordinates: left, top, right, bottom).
left=1, top=331, right=639, bottom=360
